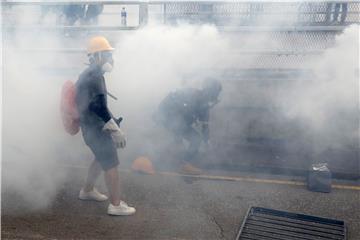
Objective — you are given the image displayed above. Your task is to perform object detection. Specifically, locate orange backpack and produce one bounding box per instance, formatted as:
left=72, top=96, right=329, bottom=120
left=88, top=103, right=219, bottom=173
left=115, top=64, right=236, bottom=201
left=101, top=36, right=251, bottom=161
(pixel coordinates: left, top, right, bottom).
left=60, top=80, right=80, bottom=135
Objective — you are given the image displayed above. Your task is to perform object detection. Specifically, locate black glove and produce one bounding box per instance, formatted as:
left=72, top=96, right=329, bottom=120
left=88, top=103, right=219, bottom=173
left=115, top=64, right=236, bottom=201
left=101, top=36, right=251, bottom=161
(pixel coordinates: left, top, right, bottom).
left=115, top=117, right=123, bottom=127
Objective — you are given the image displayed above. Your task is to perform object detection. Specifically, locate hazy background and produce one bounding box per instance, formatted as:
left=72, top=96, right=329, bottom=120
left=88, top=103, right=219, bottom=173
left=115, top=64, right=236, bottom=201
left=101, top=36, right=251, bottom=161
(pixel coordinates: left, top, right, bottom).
left=1, top=3, right=359, bottom=210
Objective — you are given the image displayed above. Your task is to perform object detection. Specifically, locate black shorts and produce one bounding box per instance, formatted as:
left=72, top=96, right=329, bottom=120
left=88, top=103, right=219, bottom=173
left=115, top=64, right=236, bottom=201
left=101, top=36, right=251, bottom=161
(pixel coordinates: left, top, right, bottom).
left=82, top=127, right=119, bottom=171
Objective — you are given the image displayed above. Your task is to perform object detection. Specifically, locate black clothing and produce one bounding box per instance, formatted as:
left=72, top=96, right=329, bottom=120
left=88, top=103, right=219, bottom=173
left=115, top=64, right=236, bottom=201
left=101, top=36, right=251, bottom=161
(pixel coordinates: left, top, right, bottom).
left=76, top=64, right=118, bottom=170
left=157, top=88, right=211, bottom=162
left=83, top=130, right=119, bottom=171
left=84, top=4, right=104, bottom=24
left=89, top=95, right=112, bottom=123
left=158, top=88, right=210, bottom=127
left=63, top=4, right=85, bottom=25
left=76, top=64, right=112, bottom=130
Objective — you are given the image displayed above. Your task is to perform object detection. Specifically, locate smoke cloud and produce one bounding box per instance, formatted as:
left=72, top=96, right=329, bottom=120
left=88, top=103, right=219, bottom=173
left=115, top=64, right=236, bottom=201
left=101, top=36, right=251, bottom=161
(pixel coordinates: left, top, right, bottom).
left=279, top=25, right=359, bottom=157
left=106, top=24, right=230, bottom=166
left=2, top=4, right=358, bottom=211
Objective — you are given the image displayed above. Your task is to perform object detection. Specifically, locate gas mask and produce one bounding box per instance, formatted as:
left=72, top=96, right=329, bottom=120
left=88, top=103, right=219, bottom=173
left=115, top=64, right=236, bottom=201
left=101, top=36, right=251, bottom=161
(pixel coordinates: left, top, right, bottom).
left=102, top=62, right=113, bottom=72
left=99, top=51, right=114, bottom=72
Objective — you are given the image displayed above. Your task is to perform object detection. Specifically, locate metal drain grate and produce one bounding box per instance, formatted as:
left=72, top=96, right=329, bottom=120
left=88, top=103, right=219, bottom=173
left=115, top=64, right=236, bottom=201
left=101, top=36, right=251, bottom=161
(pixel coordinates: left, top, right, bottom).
left=236, top=207, right=346, bottom=240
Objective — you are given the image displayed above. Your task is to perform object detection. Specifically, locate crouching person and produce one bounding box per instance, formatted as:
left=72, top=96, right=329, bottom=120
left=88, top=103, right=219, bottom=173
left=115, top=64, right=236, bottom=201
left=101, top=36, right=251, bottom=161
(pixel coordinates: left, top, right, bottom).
left=157, top=78, right=222, bottom=175
left=76, top=36, right=135, bottom=216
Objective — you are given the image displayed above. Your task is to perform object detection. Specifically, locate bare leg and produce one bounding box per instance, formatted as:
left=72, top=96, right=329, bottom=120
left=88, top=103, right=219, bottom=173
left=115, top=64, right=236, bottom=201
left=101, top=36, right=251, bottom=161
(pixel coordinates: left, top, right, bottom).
left=84, top=159, right=102, bottom=192
left=104, top=167, right=121, bottom=206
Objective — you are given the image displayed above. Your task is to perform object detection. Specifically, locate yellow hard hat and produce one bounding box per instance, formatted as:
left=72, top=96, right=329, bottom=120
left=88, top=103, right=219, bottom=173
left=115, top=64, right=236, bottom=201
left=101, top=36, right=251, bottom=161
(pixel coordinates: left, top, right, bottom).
left=131, top=156, right=155, bottom=175
left=87, top=36, right=114, bottom=54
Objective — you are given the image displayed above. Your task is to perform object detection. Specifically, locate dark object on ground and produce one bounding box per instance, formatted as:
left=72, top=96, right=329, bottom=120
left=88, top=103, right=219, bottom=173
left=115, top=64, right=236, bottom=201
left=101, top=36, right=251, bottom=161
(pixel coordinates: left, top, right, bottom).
left=236, top=206, right=346, bottom=240
left=115, top=117, right=122, bottom=127
left=308, top=163, right=332, bottom=193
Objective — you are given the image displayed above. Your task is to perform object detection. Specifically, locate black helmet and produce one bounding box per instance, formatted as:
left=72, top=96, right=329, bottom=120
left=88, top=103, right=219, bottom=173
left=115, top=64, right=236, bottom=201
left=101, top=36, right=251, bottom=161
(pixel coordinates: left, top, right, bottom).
left=202, top=78, right=222, bottom=102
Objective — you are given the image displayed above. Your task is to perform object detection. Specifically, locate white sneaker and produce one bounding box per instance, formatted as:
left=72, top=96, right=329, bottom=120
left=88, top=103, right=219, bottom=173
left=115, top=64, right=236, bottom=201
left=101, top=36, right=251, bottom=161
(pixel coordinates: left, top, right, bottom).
left=107, top=201, right=136, bottom=216
left=78, top=188, right=108, bottom=202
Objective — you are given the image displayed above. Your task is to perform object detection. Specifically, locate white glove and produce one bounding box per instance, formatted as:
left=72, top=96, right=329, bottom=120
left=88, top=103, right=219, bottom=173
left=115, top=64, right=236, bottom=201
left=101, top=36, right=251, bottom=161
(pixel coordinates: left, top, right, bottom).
left=103, top=119, right=126, bottom=148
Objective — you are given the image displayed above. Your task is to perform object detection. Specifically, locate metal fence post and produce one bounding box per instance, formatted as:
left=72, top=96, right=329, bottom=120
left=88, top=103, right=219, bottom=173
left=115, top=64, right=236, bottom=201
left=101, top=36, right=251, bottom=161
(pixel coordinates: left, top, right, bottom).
left=139, top=2, right=148, bottom=27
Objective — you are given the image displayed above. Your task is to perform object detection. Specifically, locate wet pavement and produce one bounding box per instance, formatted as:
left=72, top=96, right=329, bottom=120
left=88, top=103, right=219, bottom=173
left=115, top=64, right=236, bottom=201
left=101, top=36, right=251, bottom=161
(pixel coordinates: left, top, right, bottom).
left=2, top=167, right=360, bottom=240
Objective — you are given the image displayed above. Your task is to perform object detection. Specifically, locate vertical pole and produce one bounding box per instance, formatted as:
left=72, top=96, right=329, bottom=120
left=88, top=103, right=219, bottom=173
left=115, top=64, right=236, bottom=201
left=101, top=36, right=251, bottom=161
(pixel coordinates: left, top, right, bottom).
left=139, top=2, right=148, bottom=27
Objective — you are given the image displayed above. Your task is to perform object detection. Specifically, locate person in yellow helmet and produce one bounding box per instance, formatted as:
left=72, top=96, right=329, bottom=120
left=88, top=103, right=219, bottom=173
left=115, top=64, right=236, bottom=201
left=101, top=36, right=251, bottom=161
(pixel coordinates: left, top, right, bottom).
left=75, top=36, right=136, bottom=216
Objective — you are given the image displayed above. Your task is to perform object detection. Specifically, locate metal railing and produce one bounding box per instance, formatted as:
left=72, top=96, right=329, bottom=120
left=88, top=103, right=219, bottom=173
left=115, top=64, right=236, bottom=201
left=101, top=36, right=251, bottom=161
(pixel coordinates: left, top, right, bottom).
left=2, top=1, right=359, bottom=28
left=162, top=1, right=359, bottom=26
left=2, top=1, right=357, bottom=66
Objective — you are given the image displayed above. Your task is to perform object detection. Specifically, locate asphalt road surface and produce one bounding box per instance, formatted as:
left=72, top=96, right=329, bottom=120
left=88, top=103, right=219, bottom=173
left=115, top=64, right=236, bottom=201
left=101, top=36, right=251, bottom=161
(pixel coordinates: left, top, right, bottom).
left=2, top=167, right=360, bottom=240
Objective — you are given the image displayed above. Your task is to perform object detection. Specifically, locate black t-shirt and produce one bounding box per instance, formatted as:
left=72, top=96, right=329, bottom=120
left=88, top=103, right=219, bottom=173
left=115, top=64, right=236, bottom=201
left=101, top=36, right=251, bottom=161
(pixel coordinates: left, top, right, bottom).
left=159, top=88, right=210, bottom=126
left=75, top=64, right=112, bottom=132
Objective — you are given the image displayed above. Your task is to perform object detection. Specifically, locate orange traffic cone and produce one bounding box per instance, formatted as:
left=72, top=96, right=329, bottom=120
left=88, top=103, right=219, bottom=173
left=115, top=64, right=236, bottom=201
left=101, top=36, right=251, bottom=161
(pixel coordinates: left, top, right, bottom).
left=131, top=156, right=155, bottom=175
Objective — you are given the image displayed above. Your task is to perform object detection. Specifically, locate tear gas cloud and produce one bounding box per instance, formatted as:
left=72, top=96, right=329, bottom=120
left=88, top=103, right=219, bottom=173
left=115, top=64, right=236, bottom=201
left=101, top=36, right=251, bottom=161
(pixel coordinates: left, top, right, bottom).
left=279, top=25, right=359, bottom=154
left=2, top=8, right=232, bottom=209
left=107, top=24, right=231, bottom=164
left=2, top=4, right=359, bottom=210
left=109, top=23, right=359, bottom=171
left=2, top=5, right=88, bottom=210
left=3, top=31, right=73, bottom=210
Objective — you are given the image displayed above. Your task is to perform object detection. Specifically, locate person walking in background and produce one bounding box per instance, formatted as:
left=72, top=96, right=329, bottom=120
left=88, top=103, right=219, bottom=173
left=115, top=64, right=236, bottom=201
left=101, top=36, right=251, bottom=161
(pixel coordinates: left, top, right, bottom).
left=75, top=36, right=135, bottom=216
left=156, top=79, right=222, bottom=175
left=121, top=7, right=127, bottom=26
